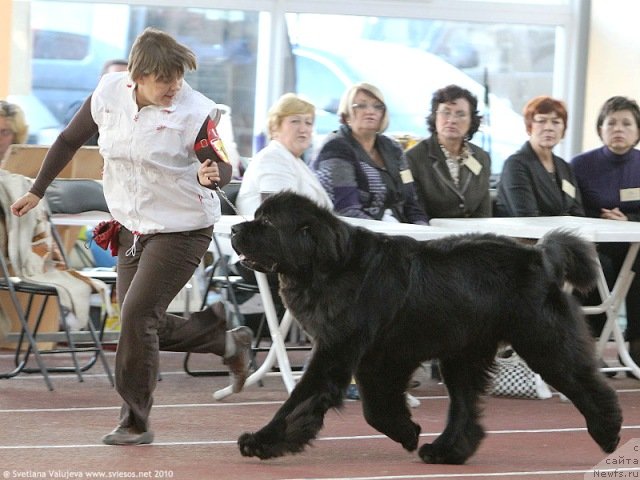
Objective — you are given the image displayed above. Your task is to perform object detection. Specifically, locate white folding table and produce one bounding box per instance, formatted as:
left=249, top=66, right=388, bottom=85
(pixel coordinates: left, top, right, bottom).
left=51, top=210, right=112, bottom=227
left=430, top=216, right=640, bottom=379
left=52, top=212, right=639, bottom=395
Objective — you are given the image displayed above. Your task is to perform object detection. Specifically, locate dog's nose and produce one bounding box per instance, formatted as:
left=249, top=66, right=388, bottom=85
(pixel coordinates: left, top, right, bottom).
left=231, top=224, right=240, bottom=235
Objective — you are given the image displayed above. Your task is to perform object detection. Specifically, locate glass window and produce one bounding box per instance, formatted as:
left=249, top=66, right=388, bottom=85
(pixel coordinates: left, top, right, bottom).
left=286, top=13, right=557, bottom=176
left=30, top=1, right=259, bottom=157
left=16, top=0, right=576, bottom=176
left=33, top=31, right=90, bottom=60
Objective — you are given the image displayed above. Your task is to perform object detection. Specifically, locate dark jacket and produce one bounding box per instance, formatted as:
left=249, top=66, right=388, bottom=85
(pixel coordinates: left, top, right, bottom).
left=495, top=141, right=584, bottom=217
left=313, top=125, right=428, bottom=224
left=405, top=134, right=491, bottom=218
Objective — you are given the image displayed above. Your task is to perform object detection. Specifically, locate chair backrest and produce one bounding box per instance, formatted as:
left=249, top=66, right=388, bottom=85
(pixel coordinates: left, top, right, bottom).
left=216, top=181, right=241, bottom=215
left=45, top=179, right=108, bottom=214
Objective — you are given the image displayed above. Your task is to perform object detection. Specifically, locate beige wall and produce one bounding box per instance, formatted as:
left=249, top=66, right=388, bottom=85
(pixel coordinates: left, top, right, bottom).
left=0, top=0, right=12, bottom=97
left=583, top=0, right=640, bottom=151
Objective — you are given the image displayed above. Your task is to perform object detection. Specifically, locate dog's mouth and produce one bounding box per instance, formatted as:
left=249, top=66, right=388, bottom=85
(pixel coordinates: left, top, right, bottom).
left=231, top=222, right=282, bottom=274
left=238, top=253, right=278, bottom=274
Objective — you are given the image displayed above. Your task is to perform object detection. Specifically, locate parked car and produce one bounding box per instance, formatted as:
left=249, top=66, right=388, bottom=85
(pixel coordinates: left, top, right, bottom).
left=32, top=29, right=127, bottom=124
left=293, top=39, right=528, bottom=177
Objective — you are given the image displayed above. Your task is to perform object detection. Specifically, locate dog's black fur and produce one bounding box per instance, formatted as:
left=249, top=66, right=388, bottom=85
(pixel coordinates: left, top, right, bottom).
left=231, top=191, right=622, bottom=464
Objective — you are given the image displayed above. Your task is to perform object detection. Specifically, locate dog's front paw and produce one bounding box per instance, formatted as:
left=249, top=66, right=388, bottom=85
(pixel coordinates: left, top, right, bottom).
left=400, top=421, right=421, bottom=452
left=238, top=432, right=281, bottom=459
left=418, top=442, right=467, bottom=465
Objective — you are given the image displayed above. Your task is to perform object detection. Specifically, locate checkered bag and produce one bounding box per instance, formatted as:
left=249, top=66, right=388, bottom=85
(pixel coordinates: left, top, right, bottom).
left=489, top=348, right=552, bottom=399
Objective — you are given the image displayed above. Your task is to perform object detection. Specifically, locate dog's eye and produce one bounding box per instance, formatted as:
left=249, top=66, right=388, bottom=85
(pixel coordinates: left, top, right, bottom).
left=261, top=217, right=274, bottom=227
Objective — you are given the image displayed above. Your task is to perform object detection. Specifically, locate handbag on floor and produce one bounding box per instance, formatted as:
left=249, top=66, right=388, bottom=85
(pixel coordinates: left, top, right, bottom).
left=488, top=348, right=552, bottom=400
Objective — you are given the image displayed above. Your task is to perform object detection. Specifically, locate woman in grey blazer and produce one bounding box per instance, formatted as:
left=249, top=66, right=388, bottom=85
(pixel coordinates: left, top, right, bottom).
left=406, top=85, right=491, bottom=219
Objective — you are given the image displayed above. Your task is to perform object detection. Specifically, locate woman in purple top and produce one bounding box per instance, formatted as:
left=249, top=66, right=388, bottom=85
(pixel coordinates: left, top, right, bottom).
left=571, top=96, right=640, bottom=370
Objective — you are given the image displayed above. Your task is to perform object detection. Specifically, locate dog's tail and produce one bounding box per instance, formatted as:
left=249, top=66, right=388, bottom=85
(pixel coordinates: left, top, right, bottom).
left=537, top=230, right=598, bottom=294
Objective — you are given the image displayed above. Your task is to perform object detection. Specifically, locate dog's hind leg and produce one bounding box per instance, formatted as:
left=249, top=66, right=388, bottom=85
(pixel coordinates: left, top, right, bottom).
left=513, top=336, right=622, bottom=453
left=509, top=295, right=622, bottom=454
left=418, top=355, right=492, bottom=464
left=357, top=354, right=422, bottom=452
left=238, top=344, right=353, bottom=459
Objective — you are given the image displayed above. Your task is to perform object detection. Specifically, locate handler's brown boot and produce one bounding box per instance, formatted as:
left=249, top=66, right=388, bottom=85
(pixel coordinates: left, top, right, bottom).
left=224, top=326, right=253, bottom=393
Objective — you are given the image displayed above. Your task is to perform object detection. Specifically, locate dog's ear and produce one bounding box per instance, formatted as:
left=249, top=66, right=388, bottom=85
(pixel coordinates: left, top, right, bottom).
left=306, top=218, right=351, bottom=273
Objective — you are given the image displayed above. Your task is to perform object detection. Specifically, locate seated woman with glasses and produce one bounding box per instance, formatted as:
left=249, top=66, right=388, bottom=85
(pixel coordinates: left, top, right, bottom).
left=495, top=95, right=583, bottom=217
left=0, top=100, right=28, bottom=161
left=405, top=84, right=492, bottom=219
left=312, top=82, right=428, bottom=225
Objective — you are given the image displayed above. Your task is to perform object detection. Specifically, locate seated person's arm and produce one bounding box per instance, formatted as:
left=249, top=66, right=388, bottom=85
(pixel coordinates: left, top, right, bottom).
left=316, top=157, right=373, bottom=219
left=569, top=184, right=585, bottom=217
left=401, top=182, right=429, bottom=224
left=470, top=187, right=492, bottom=218
left=499, top=159, right=539, bottom=217
left=626, top=211, right=640, bottom=222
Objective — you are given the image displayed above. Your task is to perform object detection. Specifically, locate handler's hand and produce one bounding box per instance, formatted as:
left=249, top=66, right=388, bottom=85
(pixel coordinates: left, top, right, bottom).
left=198, top=159, right=220, bottom=187
left=11, top=192, right=41, bottom=217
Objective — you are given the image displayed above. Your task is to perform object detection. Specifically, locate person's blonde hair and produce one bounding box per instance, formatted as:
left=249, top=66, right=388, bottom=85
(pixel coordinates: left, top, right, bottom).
left=0, top=100, right=28, bottom=144
left=128, top=28, right=197, bottom=82
left=266, top=93, right=315, bottom=139
left=337, top=82, right=389, bottom=132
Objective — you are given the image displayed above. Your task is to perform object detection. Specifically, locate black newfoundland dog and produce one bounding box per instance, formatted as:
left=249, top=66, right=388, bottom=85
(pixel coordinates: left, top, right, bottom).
left=230, top=191, right=622, bottom=464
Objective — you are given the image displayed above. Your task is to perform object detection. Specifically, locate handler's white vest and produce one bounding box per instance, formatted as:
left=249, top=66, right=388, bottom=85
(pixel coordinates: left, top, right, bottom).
left=91, top=72, right=221, bottom=234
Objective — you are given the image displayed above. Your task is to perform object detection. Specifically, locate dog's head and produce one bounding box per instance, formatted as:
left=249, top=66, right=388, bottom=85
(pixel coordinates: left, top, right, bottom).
left=231, top=191, right=350, bottom=276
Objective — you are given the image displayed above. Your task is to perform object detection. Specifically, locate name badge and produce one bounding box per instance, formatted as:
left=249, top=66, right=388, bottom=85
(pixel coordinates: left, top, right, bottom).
left=463, top=156, right=483, bottom=176
left=400, top=169, right=414, bottom=184
left=620, top=187, right=640, bottom=202
left=562, top=179, right=576, bottom=199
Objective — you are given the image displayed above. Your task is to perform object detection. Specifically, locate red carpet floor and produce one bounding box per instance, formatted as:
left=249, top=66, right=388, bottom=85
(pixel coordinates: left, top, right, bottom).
left=1, top=347, right=638, bottom=480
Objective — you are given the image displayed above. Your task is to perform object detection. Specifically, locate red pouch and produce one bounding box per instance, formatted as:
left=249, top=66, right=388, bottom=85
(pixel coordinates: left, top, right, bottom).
left=92, top=219, right=121, bottom=256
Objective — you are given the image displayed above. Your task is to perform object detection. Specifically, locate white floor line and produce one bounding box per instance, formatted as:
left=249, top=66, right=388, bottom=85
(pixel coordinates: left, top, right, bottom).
left=1, top=388, right=639, bottom=414
left=281, top=467, right=640, bottom=480
left=0, top=400, right=286, bottom=413
left=1, top=425, right=638, bottom=450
